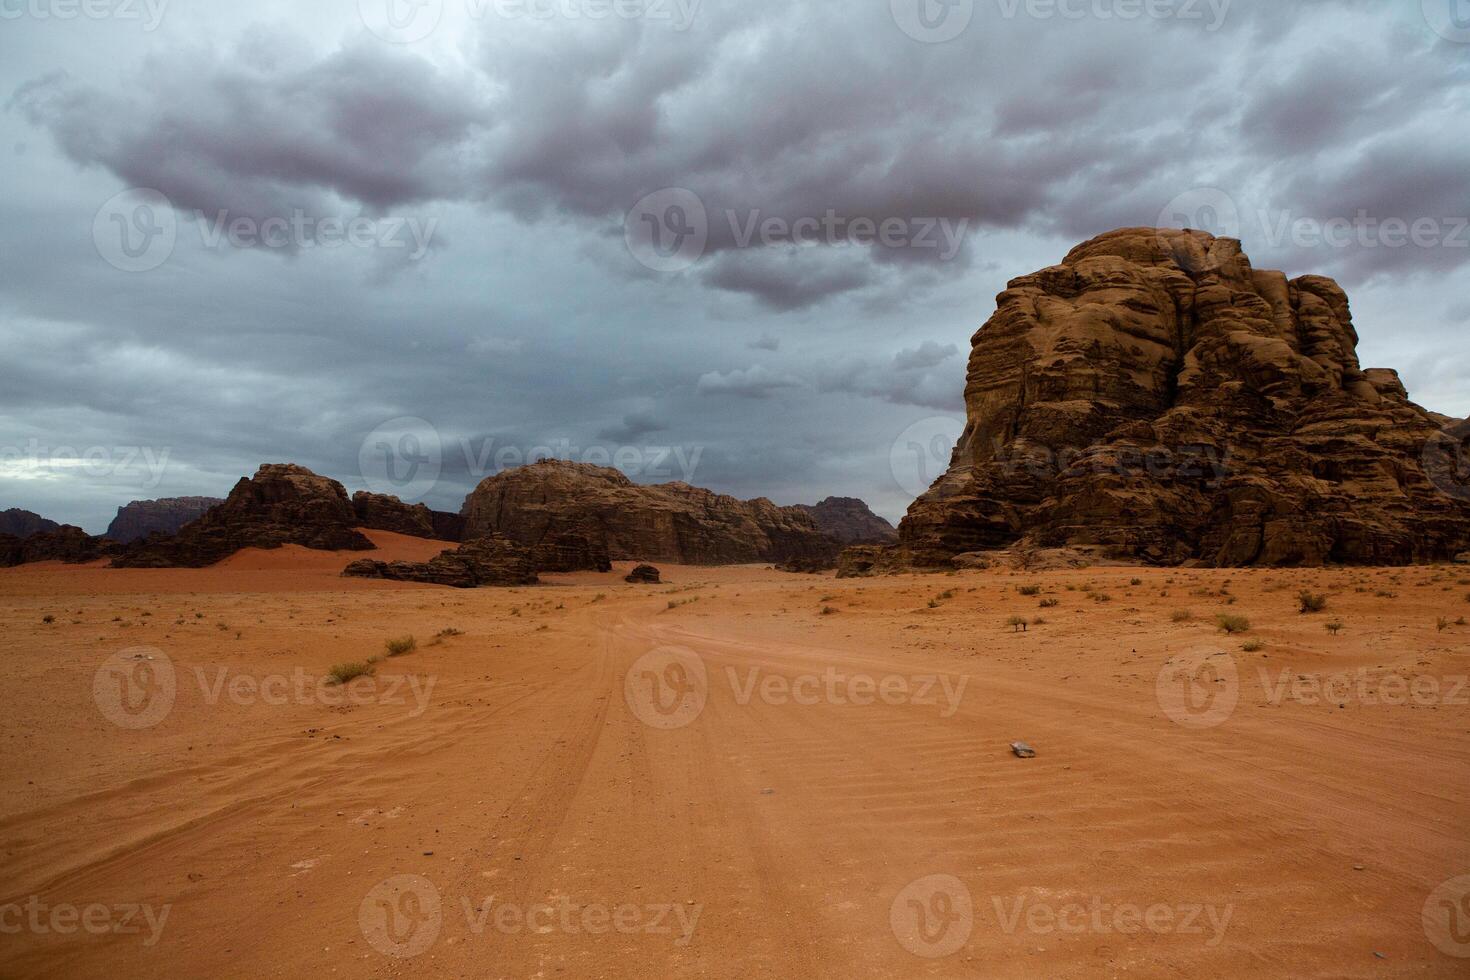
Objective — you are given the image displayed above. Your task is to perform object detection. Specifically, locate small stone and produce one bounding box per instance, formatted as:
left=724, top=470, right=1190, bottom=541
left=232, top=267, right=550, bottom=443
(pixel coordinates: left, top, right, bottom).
left=1011, top=742, right=1037, bottom=759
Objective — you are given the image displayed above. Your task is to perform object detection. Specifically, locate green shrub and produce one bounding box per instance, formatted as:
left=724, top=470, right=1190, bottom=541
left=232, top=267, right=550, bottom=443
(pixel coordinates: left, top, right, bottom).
left=1006, top=615, right=1029, bottom=633
left=385, top=635, right=417, bottom=657
left=1298, top=591, right=1328, bottom=614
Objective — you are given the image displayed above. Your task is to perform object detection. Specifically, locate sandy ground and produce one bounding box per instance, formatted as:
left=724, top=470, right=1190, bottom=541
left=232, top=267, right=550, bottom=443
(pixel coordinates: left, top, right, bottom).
left=1, top=530, right=1467, bottom=978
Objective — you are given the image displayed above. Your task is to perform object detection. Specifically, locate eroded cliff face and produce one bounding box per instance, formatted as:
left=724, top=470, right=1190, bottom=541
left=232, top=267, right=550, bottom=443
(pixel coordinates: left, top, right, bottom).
left=796, top=498, right=898, bottom=545
left=899, top=228, right=1470, bottom=567
left=460, top=460, right=837, bottom=569
left=106, top=497, right=223, bottom=543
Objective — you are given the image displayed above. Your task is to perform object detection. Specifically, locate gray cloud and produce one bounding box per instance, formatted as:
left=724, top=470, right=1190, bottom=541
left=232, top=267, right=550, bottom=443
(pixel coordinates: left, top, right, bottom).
left=2, top=0, right=1467, bottom=532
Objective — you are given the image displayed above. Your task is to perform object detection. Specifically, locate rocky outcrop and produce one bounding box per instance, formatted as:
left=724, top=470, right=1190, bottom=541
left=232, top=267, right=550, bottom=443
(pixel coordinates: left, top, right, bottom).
left=351, top=492, right=464, bottom=541
left=106, top=497, right=223, bottom=543
left=0, top=508, right=60, bottom=539
left=625, top=564, right=661, bottom=584
left=351, top=492, right=436, bottom=537
left=796, top=498, right=897, bottom=545
left=896, top=228, right=1470, bottom=567
left=112, top=464, right=374, bottom=567
left=459, top=461, right=837, bottom=569
left=342, top=536, right=538, bottom=588
left=0, top=526, right=116, bottom=567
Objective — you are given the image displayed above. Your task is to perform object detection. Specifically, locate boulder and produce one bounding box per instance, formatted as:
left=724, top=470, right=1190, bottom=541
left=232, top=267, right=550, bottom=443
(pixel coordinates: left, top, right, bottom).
left=459, top=460, right=835, bottom=570
left=342, top=535, right=538, bottom=588
left=897, top=228, right=1470, bottom=567
left=625, top=564, right=662, bottom=584
left=112, top=464, right=374, bottom=567
left=106, top=497, right=223, bottom=543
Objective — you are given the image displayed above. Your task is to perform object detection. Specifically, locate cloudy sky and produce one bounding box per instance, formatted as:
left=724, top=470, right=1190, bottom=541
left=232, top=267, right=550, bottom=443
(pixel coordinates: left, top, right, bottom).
left=1, top=0, right=1466, bottom=532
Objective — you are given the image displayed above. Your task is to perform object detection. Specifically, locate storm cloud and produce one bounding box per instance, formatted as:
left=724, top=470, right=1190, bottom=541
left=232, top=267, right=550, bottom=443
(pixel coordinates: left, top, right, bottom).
left=1, top=0, right=1466, bottom=529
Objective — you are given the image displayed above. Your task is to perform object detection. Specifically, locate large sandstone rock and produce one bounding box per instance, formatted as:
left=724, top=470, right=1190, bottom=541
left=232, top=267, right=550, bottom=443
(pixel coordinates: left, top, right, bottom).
left=898, top=228, right=1470, bottom=567
left=350, top=491, right=464, bottom=541
left=342, top=535, right=538, bottom=588
left=112, top=464, right=374, bottom=567
left=796, top=497, right=898, bottom=545
left=459, top=460, right=836, bottom=569
left=106, top=497, right=223, bottom=543
left=0, top=508, right=60, bottom=539
left=0, top=526, right=116, bottom=567
left=351, top=492, right=435, bottom=538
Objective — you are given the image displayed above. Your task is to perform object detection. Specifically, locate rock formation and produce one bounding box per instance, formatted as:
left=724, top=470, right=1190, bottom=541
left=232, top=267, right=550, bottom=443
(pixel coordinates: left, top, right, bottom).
left=342, top=536, right=538, bottom=588
left=625, top=564, right=661, bottom=584
left=893, top=228, right=1470, bottom=567
left=351, top=492, right=437, bottom=538
left=796, top=497, right=898, bottom=545
left=113, top=464, right=374, bottom=567
left=459, top=460, right=836, bottom=569
left=0, top=526, right=116, bottom=567
left=106, top=497, right=223, bottom=543
left=0, top=508, right=60, bottom=539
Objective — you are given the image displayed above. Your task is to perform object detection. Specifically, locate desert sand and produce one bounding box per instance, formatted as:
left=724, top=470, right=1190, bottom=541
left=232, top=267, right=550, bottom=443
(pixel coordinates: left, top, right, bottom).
left=1, top=531, right=1467, bottom=977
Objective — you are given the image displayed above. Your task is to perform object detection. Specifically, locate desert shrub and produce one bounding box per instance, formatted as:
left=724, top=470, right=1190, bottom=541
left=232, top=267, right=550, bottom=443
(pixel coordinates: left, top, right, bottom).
left=1325, top=620, right=1345, bottom=636
left=1216, top=614, right=1251, bottom=634
left=1242, top=639, right=1265, bottom=652
left=1018, top=585, right=1042, bottom=596
left=1006, top=615, right=1029, bottom=632
left=328, top=662, right=375, bottom=685
left=1298, top=591, right=1328, bottom=614
left=385, top=635, right=417, bottom=657
left=1130, top=578, right=1143, bottom=586
left=1171, top=609, right=1193, bottom=623
left=1039, top=598, right=1060, bottom=608
left=821, top=606, right=839, bottom=616
left=41, top=614, right=54, bottom=624
left=1093, top=593, right=1112, bottom=603
left=1437, top=617, right=1450, bottom=632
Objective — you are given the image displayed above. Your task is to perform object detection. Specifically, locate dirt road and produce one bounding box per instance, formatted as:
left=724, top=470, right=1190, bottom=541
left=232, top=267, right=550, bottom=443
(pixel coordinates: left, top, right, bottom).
left=1, top=546, right=1467, bottom=977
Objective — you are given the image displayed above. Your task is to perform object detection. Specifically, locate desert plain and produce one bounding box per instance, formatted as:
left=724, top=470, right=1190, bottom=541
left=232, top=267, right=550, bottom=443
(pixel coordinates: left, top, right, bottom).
left=1, top=531, right=1467, bottom=978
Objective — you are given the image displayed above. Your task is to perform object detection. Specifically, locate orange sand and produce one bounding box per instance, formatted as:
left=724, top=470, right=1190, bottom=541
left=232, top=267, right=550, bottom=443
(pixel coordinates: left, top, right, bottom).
left=1, top=539, right=1467, bottom=977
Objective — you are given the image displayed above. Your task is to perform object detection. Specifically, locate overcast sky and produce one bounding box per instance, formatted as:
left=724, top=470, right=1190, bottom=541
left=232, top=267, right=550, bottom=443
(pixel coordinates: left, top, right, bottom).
left=1, top=0, right=1466, bottom=532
